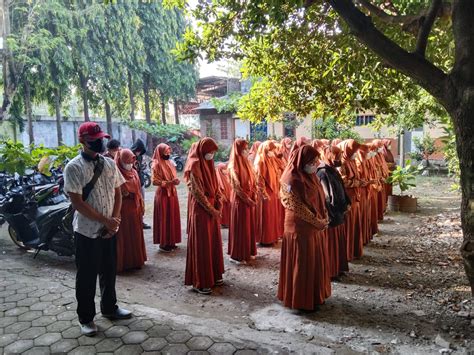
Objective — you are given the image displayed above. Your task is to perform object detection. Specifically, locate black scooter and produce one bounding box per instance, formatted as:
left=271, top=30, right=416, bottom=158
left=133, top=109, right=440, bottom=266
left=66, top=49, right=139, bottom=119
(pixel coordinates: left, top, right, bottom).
left=0, top=185, right=74, bottom=257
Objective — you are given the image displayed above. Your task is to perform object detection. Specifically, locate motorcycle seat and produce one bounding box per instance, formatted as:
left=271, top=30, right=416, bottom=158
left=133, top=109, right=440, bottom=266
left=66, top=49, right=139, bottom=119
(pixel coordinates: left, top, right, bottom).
left=37, top=202, right=70, bottom=217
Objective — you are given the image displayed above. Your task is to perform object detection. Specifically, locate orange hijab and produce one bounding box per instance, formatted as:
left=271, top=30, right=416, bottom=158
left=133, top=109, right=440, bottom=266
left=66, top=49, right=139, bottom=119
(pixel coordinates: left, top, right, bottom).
left=337, top=139, right=361, bottom=181
left=184, top=137, right=219, bottom=197
left=289, top=137, right=309, bottom=156
left=228, top=139, right=256, bottom=195
left=254, top=140, right=280, bottom=193
left=281, top=145, right=326, bottom=218
left=381, top=138, right=395, bottom=164
left=248, top=141, right=261, bottom=163
left=280, top=137, right=292, bottom=161
left=115, top=148, right=141, bottom=195
left=152, top=143, right=177, bottom=195
left=216, top=163, right=232, bottom=202
left=322, top=145, right=342, bottom=167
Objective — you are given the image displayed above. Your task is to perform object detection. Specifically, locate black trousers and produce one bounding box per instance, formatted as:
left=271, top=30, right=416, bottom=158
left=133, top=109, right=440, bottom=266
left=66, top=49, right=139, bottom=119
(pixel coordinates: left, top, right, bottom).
left=75, top=232, right=118, bottom=324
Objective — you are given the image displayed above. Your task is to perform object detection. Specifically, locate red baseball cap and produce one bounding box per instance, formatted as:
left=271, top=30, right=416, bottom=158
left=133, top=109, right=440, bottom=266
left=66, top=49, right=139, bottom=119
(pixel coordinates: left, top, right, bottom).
left=78, top=122, right=110, bottom=141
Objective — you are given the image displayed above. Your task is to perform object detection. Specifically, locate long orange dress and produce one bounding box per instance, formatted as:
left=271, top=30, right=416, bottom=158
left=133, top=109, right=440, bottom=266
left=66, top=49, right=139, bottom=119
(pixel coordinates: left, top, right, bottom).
left=184, top=138, right=224, bottom=290
left=280, top=137, right=292, bottom=162
left=254, top=141, right=282, bottom=245
left=338, top=140, right=363, bottom=261
left=216, top=163, right=232, bottom=228
left=152, top=144, right=182, bottom=250
left=274, top=142, right=287, bottom=238
left=227, top=139, right=258, bottom=262
left=278, top=145, right=330, bottom=310
left=115, top=149, right=147, bottom=272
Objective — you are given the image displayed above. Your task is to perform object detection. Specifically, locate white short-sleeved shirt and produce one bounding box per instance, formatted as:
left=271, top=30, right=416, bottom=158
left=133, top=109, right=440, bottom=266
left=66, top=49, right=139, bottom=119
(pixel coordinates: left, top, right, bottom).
left=63, top=154, right=125, bottom=238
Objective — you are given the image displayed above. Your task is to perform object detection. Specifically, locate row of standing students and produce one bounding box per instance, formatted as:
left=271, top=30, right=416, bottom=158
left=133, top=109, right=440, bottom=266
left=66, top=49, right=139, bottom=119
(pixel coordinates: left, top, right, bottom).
left=113, top=135, right=396, bottom=309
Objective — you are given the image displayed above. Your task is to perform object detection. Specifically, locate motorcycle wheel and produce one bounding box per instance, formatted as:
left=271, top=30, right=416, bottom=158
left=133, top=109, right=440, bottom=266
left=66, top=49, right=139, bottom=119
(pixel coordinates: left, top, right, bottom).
left=176, top=161, right=184, bottom=172
left=144, top=175, right=151, bottom=188
left=8, top=225, right=31, bottom=250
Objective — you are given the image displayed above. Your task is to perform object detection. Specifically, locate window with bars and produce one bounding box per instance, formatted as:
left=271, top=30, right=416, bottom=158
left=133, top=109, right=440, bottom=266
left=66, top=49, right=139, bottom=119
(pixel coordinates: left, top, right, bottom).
left=355, top=115, right=375, bottom=126
left=220, top=118, right=228, bottom=139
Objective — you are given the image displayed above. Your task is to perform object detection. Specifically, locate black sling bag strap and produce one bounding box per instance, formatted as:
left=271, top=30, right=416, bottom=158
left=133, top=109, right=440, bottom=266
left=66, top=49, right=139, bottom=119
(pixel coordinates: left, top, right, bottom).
left=62, top=155, right=105, bottom=234
left=82, top=155, right=105, bottom=201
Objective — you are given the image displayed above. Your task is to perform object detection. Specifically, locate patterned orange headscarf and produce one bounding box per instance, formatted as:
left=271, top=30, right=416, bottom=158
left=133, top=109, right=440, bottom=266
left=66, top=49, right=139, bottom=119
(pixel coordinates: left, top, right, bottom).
left=184, top=137, right=219, bottom=197
left=228, top=139, right=256, bottom=195
left=281, top=145, right=326, bottom=219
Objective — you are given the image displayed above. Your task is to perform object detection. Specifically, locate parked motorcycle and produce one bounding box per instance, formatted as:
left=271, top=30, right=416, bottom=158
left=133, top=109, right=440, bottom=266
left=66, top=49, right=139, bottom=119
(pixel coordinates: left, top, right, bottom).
left=0, top=185, right=74, bottom=257
left=147, top=154, right=184, bottom=173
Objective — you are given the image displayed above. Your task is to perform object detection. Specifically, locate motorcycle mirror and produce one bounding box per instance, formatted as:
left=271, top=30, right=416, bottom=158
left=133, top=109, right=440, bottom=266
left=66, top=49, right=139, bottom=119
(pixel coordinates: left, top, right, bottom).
left=24, top=169, right=35, bottom=176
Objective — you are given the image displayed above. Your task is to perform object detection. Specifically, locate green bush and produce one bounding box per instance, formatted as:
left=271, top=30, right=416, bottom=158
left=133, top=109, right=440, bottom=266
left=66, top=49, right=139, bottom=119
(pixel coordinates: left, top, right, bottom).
left=123, top=119, right=189, bottom=143
left=214, top=143, right=231, bottom=163
left=0, top=140, right=80, bottom=175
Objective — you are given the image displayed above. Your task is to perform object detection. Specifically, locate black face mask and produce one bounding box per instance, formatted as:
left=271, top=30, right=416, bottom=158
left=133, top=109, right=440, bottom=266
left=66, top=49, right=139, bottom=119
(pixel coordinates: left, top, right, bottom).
left=333, top=160, right=342, bottom=167
left=162, top=155, right=170, bottom=160
left=86, top=139, right=105, bottom=153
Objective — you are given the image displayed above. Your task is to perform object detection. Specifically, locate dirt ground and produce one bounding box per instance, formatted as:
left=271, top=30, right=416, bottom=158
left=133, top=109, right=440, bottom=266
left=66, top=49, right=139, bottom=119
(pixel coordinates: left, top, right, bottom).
left=0, top=175, right=473, bottom=353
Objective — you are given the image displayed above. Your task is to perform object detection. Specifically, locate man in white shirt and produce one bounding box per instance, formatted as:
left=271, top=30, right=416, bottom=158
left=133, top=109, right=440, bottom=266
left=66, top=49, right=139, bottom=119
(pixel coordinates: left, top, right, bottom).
left=64, top=122, right=131, bottom=337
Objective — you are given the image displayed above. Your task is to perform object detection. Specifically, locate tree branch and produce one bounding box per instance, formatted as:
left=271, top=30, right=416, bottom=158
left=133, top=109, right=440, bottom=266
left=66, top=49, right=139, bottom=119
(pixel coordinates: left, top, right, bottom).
left=415, top=0, right=442, bottom=57
left=327, top=0, right=452, bottom=110
left=356, top=0, right=450, bottom=34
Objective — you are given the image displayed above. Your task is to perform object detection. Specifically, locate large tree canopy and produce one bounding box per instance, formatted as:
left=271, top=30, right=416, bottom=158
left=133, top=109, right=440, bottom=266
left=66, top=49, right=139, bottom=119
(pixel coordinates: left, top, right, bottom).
left=168, top=0, right=474, bottom=295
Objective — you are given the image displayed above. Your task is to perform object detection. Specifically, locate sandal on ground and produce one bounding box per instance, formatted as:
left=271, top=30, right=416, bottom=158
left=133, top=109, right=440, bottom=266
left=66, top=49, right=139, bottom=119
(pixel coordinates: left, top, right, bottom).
left=193, top=287, right=212, bottom=295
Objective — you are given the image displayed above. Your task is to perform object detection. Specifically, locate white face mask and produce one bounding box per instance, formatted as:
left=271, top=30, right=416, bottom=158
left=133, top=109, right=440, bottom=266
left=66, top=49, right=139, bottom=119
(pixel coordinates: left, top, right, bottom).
left=377, top=148, right=383, bottom=153
left=351, top=153, right=357, bottom=160
left=388, top=145, right=392, bottom=150
left=204, top=153, right=214, bottom=161
left=286, top=143, right=292, bottom=149
left=368, top=151, right=376, bottom=158
left=122, top=163, right=133, bottom=171
left=241, top=149, right=249, bottom=158
left=303, top=164, right=317, bottom=174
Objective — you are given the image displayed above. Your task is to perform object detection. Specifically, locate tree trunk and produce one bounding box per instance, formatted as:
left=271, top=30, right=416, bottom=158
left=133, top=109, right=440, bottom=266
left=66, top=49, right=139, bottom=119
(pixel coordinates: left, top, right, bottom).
left=160, top=93, right=166, bottom=125
left=143, top=78, right=151, bottom=124
left=128, top=71, right=136, bottom=142
left=452, top=99, right=474, bottom=297
left=24, top=79, right=34, bottom=145
left=1, top=0, right=12, bottom=121
left=79, top=72, right=90, bottom=122
left=143, top=76, right=153, bottom=154
left=105, top=99, right=112, bottom=137
left=174, top=98, right=180, bottom=125
left=54, top=88, right=63, bottom=146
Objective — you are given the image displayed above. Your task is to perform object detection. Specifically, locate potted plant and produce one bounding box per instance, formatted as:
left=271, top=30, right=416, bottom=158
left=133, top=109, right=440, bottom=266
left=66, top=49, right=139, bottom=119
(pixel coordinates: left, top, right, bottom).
left=386, top=159, right=423, bottom=213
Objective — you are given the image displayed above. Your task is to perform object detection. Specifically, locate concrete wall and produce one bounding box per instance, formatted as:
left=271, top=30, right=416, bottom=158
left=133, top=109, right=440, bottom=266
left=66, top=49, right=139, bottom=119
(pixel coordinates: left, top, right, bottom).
left=2, top=119, right=146, bottom=149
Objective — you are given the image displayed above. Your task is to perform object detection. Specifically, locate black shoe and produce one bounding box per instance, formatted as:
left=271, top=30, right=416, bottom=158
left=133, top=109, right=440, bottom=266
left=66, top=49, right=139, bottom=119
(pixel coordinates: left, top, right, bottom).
left=159, top=246, right=172, bottom=253
left=143, top=223, right=151, bottom=230
left=102, top=308, right=132, bottom=320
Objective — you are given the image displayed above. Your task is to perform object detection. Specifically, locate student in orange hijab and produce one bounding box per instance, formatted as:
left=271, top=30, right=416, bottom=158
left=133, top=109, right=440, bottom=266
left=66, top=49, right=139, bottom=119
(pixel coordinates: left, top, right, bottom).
left=337, top=139, right=363, bottom=261
left=372, top=139, right=390, bottom=219
left=152, top=143, right=181, bottom=253
left=227, top=139, right=258, bottom=264
left=280, top=137, right=293, bottom=162
left=381, top=139, right=396, bottom=198
left=184, top=138, right=224, bottom=295
left=289, top=136, right=310, bottom=155
left=215, top=163, right=232, bottom=228
left=248, top=141, right=262, bottom=164
left=115, top=149, right=147, bottom=272
left=317, top=145, right=351, bottom=278
left=365, top=143, right=382, bottom=238
left=356, top=144, right=372, bottom=246
left=278, top=145, right=330, bottom=310
left=254, top=141, right=281, bottom=246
